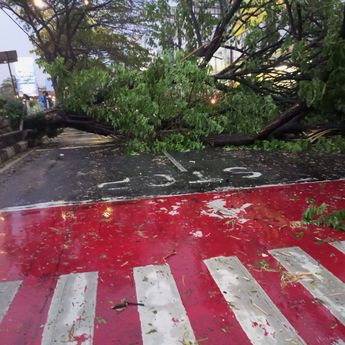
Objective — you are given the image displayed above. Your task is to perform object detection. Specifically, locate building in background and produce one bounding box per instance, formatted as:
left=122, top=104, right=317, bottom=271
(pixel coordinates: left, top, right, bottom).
left=14, top=57, right=39, bottom=97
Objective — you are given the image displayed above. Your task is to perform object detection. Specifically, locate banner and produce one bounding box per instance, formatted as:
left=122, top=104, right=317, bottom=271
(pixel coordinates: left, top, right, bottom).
left=14, top=57, right=38, bottom=97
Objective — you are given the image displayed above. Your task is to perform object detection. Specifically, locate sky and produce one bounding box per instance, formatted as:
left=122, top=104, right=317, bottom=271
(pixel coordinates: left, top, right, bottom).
left=0, top=10, right=46, bottom=86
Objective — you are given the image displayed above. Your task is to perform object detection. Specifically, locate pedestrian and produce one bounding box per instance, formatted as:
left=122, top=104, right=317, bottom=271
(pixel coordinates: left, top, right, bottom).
left=39, top=92, right=46, bottom=110
left=44, top=91, right=52, bottom=109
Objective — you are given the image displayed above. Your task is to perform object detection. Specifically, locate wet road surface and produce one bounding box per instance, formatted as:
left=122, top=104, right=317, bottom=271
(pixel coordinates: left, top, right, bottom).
left=0, top=143, right=345, bottom=210
left=0, top=130, right=345, bottom=344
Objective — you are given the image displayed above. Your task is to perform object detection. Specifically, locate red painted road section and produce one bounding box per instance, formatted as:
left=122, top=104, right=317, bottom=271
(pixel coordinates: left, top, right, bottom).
left=0, top=180, right=345, bottom=344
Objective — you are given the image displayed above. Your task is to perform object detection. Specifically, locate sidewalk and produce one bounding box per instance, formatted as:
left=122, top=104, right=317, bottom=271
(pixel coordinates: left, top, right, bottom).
left=0, top=130, right=30, bottom=165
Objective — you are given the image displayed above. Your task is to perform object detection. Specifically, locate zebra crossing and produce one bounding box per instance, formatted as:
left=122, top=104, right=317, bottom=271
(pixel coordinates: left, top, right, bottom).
left=269, top=247, right=345, bottom=325
left=41, top=272, right=98, bottom=345
left=0, top=280, right=21, bottom=324
left=134, top=265, right=197, bottom=345
left=331, top=241, right=345, bottom=254
left=204, top=256, right=305, bottom=345
left=0, top=241, right=344, bottom=344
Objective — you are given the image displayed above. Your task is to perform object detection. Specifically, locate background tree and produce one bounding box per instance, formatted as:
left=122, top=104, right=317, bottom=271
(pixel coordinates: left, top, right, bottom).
left=0, top=79, right=23, bottom=131
left=0, top=78, right=17, bottom=100
left=0, top=0, right=150, bottom=88
left=2, top=0, right=344, bottom=151
left=145, top=0, right=223, bottom=52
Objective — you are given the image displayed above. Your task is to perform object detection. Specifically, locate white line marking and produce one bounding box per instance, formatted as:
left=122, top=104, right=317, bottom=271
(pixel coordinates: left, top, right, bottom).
left=42, top=272, right=98, bottom=345
left=58, top=143, right=114, bottom=150
left=332, top=339, right=345, bottom=345
left=36, top=143, right=115, bottom=151
left=134, top=264, right=196, bottom=345
left=294, top=177, right=318, bottom=182
left=201, top=199, right=251, bottom=223
left=192, top=171, right=203, bottom=179
left=0, top=280, right=22, bottom=323
left=148, top=174, right=176, bottom=187
left=0, top=150, right=33, bottom=174
left=189, top=170, right=223, bottom=184
left=223, top=167, right=262, bottom=179
left=97, top=178, right=130, bottom=189
left=330, top=241, right=345, bottom=254
left=189, top=178, right=223, bottom=184
left=204, top=256, right=305, bottom=345
left=163, top=151, right=187, bottom=172
left=269, top=247, right=345, bottom=325
left=1, top=178, right=344, bottom=213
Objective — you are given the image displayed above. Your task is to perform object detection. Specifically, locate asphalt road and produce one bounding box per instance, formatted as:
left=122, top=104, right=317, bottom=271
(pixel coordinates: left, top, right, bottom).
left=0, top=135, right=345, bottom=210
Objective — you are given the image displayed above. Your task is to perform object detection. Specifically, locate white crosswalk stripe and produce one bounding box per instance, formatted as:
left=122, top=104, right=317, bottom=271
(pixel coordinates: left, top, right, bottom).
left=330, top=241, right=345, bottom=254
left=204, top=256, right=305, bottom=345
left=1, top=245, right=345, bottom=343
left=269, top=247, right=345, bottom=325
left=41, top=272, right=98, bottom=345
left=133, top=264, right=196, bottom=345
left=0, top=280, right=22, bottom=323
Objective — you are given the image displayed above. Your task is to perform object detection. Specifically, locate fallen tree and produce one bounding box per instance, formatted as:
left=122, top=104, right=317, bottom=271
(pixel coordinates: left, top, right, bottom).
left=8, top=0, right=345, bottom=152
left=203, top=101, right=308, bottom=145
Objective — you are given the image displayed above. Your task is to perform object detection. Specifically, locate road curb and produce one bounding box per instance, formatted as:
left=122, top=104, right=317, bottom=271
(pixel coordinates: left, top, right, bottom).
left=0, top=141, right=29, bottom=166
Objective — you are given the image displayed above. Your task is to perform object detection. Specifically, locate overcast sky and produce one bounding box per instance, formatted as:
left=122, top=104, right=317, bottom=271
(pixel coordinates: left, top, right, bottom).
left=0, top=10, right=46, bottom=86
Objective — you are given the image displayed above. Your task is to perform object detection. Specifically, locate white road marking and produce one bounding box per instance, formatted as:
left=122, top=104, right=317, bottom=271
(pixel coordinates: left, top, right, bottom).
left=332, top=339, right=345, bottom=345
left=168, top=204, right=180, bottom=215
left=201, top=199, right=251, bottom=223
left=189, top=171, right=223, bottom=184
left=223, top=167, right=262, bottom=179
left=189, top=178, right=223, bottom=184
left=58, top=143, right=114, bottom=150
left=97, top=178, right=130, bottom=189
left=133, top=264, right=196, bottom=345
left=294, top=177, right=318, bottom=182
left=269, top=247, right=345, bottom=325
left=108, top=187, right=129, bottom=191
left=148, top=174, right=176, bottom=187
left=42, top=272, right=98, bottom=345
left=36, top=143, right=115, bottom=151
left=192, top=171, right=203, bottom=179
left=1, top=178, right=344, bottom=213
left=204, top=256, right=305, bottom=345
left=0, top=150, right=34, bottom=174
left=0, top=280, right=22, bottom=323
left=330, top=241, right=345, bottom=254
left=163, top=151, right=187, bottom=172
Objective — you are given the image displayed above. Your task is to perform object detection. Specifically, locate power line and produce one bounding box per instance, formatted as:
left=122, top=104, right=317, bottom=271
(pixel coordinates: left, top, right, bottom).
left=0, top=8, right=31, bottom=38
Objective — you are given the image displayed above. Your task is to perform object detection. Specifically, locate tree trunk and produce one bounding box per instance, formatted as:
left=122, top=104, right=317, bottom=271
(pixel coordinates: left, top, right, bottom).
left=255, top=102, right=307, bottom=140
left=203, top=102, right=308, bottom=146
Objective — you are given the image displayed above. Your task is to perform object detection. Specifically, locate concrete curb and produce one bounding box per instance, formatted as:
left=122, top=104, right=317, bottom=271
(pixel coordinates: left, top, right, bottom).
left=0, top=141, right=29, bottom=166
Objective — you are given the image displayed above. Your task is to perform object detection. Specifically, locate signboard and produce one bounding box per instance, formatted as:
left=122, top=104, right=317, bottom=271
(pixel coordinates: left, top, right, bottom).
left=14, top=56, right=38, bottom=97
left=0, top=50, right=17, bottom=64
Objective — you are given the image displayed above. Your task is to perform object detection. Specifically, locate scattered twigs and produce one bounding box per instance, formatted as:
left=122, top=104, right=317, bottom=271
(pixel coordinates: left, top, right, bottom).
left=252, top=302, right=269, bottom=316
left=163, top=249, right=177, bottom=262
left=280, top=271, right=314, bottom=288
left=112, top=299, right=144, bottom=311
